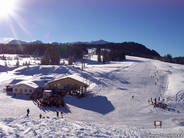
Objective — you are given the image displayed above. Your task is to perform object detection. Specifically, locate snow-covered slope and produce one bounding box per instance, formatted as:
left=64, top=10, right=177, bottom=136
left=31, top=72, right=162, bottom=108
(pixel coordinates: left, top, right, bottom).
left=0, top=55, right=184, bottom=137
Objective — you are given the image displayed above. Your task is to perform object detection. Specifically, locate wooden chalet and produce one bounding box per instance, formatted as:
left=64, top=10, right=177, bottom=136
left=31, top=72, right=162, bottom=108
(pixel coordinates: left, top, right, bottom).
left=47, top=75, right=89, bottom=96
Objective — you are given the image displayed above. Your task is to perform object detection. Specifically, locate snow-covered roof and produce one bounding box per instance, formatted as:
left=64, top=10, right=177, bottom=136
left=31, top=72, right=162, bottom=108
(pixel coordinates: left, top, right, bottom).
left=12, top=81, right=39, bottom=89
left=48, top=74, right=89, bottom=87
left=43, top=90, right=52, bottom=93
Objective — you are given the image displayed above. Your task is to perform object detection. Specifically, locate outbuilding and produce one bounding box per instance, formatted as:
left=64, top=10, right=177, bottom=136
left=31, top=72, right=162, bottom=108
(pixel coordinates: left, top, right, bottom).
left=11, top=81, right=38, bottom=95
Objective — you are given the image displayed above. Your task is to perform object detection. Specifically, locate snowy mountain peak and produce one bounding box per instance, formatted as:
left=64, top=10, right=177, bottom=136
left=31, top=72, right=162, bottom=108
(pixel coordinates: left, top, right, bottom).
left=31, top=40, right=43, bottom=44
left=51, top=42, right=60, bottom=45
left=8, top=40, right=28, bottom=45
left=7, top=39, right=110, bottom=45
left=90, top=40, right=110, bottom=45
left=8, top=40, right=43, bottom=45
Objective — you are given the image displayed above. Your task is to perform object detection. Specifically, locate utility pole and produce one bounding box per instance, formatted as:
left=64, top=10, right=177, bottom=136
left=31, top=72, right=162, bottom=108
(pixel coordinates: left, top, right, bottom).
left=81, top=56, right=85, bottom=71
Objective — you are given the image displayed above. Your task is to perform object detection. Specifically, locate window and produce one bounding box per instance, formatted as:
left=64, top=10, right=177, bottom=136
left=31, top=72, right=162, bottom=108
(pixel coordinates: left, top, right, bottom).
left=15, top=88, right=17, bottom=91
left=25, top=89, right=27, bottom=92
left=29, top=89, right=32, bottom=93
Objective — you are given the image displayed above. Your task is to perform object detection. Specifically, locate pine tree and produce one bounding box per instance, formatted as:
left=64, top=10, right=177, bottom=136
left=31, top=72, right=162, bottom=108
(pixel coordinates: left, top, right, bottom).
left=41, top=46, right=60, bottom=65
left=68, top=56, right=74, bottom=65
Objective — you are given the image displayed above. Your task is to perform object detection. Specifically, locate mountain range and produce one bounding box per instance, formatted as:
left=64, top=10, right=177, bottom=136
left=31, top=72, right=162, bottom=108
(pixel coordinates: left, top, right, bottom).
left=7, top=39, right=109, bottom=45
left=8, top=40, right=43, bottom=45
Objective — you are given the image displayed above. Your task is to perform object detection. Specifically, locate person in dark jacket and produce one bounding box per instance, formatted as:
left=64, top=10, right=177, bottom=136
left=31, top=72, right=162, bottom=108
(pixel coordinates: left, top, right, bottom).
left=154, top=98, right=157, bottom=105
left=27, top=108, right=30, bottom=117
left=60, top=112, right=63, bottom=118
left=39, top=114, right=42, bottom=119
left=56, top=111, right=59, bottom=117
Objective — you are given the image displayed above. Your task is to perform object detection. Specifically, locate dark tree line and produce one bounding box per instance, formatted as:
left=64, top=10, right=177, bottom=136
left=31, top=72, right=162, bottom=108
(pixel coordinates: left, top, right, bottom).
left=158, top=54, right=184, bottom=65
left=0, top=42, right=160, bottom=58
left=3, top=42, right=184, bottom=65
left=94, top=47, right=126, bottom=63
left=0, top=43, right=71, bottom=58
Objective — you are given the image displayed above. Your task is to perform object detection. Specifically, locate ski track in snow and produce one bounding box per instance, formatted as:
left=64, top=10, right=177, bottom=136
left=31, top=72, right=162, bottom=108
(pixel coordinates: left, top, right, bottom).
left=0, top=117, right=142, bottom=138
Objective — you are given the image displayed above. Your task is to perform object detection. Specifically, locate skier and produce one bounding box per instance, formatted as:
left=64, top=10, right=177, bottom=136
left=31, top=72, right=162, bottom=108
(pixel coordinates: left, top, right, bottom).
left=56, top=111, right=59, bottom=118
left=158, top=97, right=161, bottom=102
left=27, top=108, right=30, bottom=117
left=60, top=112, right=63, bottom=118
left=39, top=114, right=42, bottom=119
left=155, top=98, right=158, bottom=104
left=151, top=98, right=153, bottom=104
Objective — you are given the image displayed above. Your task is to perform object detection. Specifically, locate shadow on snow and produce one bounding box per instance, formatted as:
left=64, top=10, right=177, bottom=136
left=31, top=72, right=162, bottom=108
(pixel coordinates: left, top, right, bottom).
left=14, top=65, right=70, bottom=76
left=0, top=65, right=16, bottom=72
left=125, top=59, right=144, bottom=63
left=65, top=95, right=115, bottom=115
left=117, top=87, right=128, bottom=91
left=39, top=105, right=71, bottom=114
left=6, top=93, right=31, bottom=101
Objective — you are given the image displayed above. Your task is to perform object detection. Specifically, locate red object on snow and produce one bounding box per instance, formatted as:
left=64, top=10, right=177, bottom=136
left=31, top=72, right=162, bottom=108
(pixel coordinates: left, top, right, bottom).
left=61, top=101, right=65, bottom=107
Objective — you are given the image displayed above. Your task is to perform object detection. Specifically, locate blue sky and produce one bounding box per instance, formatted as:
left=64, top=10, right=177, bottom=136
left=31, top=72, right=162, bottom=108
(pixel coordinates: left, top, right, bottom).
left=0, top=0, right=184, bottom=56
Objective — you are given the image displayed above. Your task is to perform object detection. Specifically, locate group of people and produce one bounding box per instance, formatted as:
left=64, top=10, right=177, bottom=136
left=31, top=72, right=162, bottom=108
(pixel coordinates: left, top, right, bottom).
left=56, top=111, right=63, bottom=118
left=148, top=97, right=168, bottom=109
left=148, top=97, right=161, bottom=105
left=38, top=96, right=65, bottom=108
left=30, top=91, right=65, bottom=108
left=26, top=108, right=64, bottom=118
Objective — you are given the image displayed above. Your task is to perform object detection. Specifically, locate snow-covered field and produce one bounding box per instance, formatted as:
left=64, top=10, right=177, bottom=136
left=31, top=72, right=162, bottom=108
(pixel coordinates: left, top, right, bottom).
left=0, top=55, right=184, bottom=137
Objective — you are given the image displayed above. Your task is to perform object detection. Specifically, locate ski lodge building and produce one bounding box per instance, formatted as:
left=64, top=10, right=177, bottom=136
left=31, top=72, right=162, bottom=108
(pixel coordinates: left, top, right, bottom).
left=46, top=75, right=89, bottom=95
left=6, top=75, right=89, bottom=96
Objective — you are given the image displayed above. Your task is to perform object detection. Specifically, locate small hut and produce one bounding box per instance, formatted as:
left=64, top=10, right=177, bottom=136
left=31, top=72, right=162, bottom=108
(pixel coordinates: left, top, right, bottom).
left=11, top=81, right=38, bottom=95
